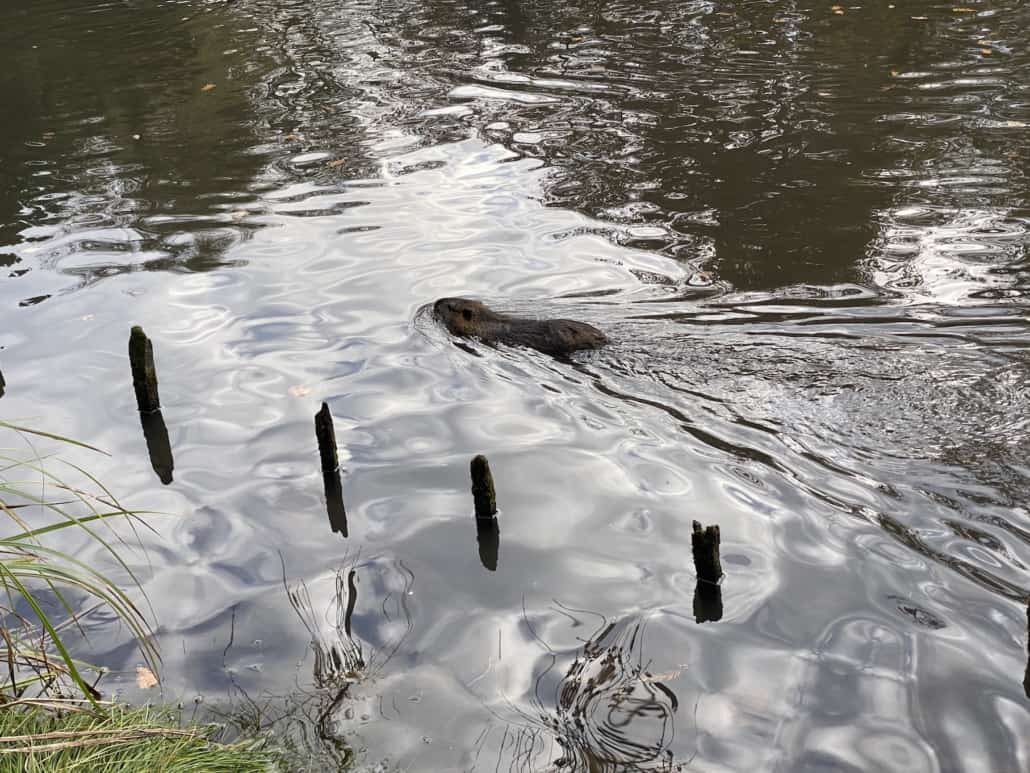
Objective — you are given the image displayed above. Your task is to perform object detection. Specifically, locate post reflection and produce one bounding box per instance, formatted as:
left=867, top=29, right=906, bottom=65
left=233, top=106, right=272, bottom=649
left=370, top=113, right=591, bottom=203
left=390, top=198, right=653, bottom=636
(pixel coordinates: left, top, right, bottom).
left=139, top=409, right=173, bottom=485
left=1024, top=600, right=1030, bottom=701
left=322, top=468, right=348, bottom=538
left=476, top=516, right=500, bottom=572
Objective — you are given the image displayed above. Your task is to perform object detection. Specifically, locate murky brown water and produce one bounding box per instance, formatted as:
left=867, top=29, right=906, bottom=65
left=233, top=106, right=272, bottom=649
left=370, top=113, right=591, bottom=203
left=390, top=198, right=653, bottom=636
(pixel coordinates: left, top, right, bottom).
left=2, top=0, right=1030, bottom=770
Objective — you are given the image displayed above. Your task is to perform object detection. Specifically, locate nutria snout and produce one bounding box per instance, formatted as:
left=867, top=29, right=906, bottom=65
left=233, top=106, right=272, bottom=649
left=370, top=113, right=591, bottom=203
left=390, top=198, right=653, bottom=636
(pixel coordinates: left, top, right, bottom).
left=433, top=297, right=607, bottom=357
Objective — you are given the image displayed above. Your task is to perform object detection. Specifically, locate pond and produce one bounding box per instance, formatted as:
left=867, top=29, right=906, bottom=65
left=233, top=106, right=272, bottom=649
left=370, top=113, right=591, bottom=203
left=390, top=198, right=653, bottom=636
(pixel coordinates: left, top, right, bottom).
left=1, top=0, right=1029, bottom=770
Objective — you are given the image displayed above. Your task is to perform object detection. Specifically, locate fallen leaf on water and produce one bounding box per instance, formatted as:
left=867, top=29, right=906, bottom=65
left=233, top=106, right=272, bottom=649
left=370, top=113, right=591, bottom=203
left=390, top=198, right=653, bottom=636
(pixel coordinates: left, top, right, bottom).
left=136, top=666, right=158, bottom=689
left=327, top=159, right=346, bottom=168
left=230, top=209, right=250, bottom=221
left=641, top=666, right=686, bottom=682
left=980, top=47, right=993, bottom=55
left=890, top=69, right=900, bottom=77
left=952, top=7, right=976, bottom=12
left=1004, top=121, right=1027, bottom=128
left=201, top=83, right=217, bottom=92
left=831, top=4, right=845, bottom=14
left=288, top=385, right=311, bottom=397
left=284, top=133, right=301, bottom=141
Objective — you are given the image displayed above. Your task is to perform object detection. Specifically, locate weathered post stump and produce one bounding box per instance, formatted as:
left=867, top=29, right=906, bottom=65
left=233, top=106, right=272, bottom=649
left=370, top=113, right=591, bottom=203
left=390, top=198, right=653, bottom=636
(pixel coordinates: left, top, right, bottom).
left=128, top=326, right=160, bottom=413
left=691, top=521, right=723, bottom=584
left=691, top=521, right=723, bottom=623
left=693, top=581, right=723, bottom=623
left=471, top=454, right=497, bottom=519
left=314, top=403, right=346, bottom=537
left=314, top=402, right=339, bottom=472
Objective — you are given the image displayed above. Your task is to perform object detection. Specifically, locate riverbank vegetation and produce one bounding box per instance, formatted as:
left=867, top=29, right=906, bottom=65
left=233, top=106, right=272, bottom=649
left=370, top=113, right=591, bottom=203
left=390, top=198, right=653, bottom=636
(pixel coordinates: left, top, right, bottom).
left=0, top=701, right=276, bottom=772
left=0, top=420, right=280, bottom=771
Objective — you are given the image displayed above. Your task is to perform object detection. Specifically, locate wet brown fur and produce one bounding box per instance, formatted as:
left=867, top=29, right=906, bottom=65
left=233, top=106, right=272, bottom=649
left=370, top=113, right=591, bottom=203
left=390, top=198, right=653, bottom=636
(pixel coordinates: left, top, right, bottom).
left=433, top=297, right=607, bottom=357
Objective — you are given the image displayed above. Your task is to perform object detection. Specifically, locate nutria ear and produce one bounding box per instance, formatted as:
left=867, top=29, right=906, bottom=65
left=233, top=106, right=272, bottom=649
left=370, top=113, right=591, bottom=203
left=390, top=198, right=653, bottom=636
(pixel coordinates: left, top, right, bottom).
left=462, top=308, right=473, bottom=321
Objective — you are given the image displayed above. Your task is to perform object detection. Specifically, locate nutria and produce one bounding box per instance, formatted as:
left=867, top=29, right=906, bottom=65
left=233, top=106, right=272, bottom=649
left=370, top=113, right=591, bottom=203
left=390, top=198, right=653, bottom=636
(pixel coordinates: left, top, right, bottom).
left=433, top=297, right=607, bottom=357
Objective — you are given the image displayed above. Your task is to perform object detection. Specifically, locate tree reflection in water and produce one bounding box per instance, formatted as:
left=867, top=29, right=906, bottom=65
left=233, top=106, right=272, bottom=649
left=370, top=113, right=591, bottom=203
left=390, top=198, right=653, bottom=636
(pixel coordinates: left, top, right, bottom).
left=497, top=613, right=684, bottom=773
left=216, top=555, right=415, bottom=771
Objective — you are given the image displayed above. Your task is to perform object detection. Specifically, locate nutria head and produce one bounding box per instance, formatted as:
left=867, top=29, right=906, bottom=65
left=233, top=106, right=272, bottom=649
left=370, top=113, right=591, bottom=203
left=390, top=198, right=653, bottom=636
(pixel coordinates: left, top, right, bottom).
left=434, top=297, right=497, bottom=338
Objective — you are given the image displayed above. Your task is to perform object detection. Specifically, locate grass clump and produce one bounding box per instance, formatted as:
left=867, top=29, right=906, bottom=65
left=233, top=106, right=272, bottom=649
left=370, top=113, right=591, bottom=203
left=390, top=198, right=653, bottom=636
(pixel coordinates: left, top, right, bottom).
left=0, top=419, right=158, bottom=702
left=0, top=701, right=277, bottom=772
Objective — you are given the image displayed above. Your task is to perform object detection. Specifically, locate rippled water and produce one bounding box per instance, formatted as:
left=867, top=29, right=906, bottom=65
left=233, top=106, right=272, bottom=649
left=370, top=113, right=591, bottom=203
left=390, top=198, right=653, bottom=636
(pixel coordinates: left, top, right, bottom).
left=2, top=0, right=1030, bottom=770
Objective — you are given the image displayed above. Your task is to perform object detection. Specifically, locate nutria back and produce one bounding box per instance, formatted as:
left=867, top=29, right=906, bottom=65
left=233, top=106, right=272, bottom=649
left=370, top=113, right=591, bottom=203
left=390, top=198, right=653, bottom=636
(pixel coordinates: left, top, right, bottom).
left=433, top=297, right=607, bottom=357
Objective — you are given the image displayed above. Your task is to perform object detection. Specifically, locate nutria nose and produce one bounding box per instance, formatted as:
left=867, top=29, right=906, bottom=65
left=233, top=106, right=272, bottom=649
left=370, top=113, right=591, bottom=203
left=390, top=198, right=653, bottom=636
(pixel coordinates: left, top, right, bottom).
left=434, top=297, right=459, bottom=315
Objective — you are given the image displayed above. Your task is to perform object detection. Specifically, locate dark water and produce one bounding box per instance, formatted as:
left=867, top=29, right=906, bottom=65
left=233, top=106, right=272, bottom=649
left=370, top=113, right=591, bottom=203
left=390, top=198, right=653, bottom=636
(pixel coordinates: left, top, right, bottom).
left=2, top=0, right=1030, bottom=769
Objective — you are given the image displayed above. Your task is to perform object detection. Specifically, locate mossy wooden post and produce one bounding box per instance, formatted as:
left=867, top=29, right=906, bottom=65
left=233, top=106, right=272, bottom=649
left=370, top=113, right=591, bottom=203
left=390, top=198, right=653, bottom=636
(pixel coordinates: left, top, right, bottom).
left=129, top=326, right=160, bottom=413
left=315, top=402, right=339, bottom=472
left=471, top=454, right=497, bottom=519
left=692, top=521, right=723, bottom=584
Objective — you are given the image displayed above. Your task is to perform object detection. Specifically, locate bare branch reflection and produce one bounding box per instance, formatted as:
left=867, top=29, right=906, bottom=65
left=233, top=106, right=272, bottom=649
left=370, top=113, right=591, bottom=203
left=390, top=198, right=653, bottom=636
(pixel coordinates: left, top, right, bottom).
left=491, top=611, right=681, bottom=772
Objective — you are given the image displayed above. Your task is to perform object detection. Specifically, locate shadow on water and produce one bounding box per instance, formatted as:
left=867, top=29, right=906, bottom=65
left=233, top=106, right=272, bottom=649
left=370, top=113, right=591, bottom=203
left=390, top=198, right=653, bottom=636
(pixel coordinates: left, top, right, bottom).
left=357, top=0, right=1029, bottom=293
left=0, top=0, right=270, bottom=299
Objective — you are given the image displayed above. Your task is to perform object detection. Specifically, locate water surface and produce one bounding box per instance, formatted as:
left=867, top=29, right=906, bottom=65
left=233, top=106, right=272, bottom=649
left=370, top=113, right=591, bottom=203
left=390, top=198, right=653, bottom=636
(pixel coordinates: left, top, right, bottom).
left=2, top=0, right=1030, bottom=770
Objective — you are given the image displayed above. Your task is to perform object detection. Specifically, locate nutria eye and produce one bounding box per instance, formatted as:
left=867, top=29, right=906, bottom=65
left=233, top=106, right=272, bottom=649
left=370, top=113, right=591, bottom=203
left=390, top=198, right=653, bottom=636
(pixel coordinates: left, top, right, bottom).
left=462, top=308, right=473, bottom=321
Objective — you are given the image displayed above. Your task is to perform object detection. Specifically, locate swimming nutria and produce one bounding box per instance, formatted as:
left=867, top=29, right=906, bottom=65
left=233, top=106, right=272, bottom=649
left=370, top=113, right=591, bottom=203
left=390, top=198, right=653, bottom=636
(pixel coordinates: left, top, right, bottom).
left=433, top=297, right=607, bottom=357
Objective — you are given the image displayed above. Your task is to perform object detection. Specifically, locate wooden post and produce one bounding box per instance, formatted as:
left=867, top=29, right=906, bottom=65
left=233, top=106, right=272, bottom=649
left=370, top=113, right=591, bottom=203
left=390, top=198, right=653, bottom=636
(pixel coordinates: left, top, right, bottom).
left=128, top=326, right=160, bottom=413
left=0, top=366, right=5, bottom=399
left=691, top=521, right=723, bottom=584
left=314, top=402, right=339, bottom=472
left=693, top=581, right=723, bottom=623
left=471, top=455, right=497, bottom=519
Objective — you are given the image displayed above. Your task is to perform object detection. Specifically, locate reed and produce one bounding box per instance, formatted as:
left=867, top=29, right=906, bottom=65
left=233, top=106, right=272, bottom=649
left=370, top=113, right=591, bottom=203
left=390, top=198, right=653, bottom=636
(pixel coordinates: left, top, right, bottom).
left=0, top=420, right=160, bottom=702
